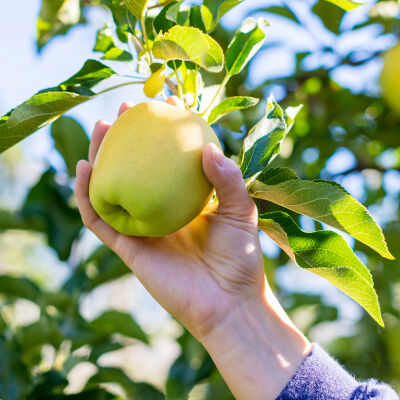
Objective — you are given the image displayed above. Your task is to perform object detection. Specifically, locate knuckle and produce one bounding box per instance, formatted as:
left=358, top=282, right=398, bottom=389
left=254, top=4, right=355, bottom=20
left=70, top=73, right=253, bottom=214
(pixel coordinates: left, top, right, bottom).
left=228, top=161, right=245, bottom=185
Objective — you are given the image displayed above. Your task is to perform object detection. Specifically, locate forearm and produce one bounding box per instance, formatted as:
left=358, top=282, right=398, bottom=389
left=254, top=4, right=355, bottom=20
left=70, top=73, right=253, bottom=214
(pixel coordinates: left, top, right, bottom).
left=199, top=282, right=312, bottom=400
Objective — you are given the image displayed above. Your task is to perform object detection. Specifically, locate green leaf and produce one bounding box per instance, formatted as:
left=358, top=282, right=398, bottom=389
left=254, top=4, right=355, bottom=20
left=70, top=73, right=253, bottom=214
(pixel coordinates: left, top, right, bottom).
left=248, top=167, right=394, bottom=259
left=29, top=370, right=68, bottom=398
left=284, top=293, right=339, bottom=326
left=152, top=26, right=224, bottom=73
left=188, top=369, right=234, bottom=399
left=0, top=276, right=42, bottom=303
left=89, top=342, right=125, bottom=363
left=324, top=0, right=365, bottom=11
left=215, top=110, right=244, bottom=132
left=62, top=245, right=130, bottom=294
left=167, top=354, right=215, bottom=398
left=37, top=0, right=82, bottom=50
left=0, top=209, right=45, bottom=232
left=60, top=59, right=117, bottom=89
left=258, top=211, right=384, bottom=326
left=85, top=245, right=130, bottom=290
left=0, top=92, right=90, bottom=154
left=93, top=25, right=115, bottom=53
left=167, top=2, right=189, bottom=26
left=51, top=116, right=89, bottom=177
left=313, top=0, right=345, bottom=34
left=22, top=168, right=83, bottom=261
left=180, top=63, right=200, bottom=95
left=102, top=47, right=133, bottom=61
left=239, top=96, right=301, bottom=179
left=98, top=0, right=137, bottom=43
left=189, top=5, right=208, bottom=32
left=87, top=367, right=164, bottom=400
left=153, top=1, right=180, bottom=33
left=200, top=6, right=213, bottom=33
left=17, top=315, right=63, bottom=353
left=208, top=96, right=259, bottom=125
left=167, top=330, right=214, bottom=398
left=0, top=60, right=116, bottom=154
left=0, top=314, right=6, bottom=333
left=203, top=0, right=244, bottom=32
left=260, top=6, right=300, bottom=24
left=42, top=290, right=74, bottom=312
left=93, top=25, right=133, bottom=61
left=225, top=18, right=267, bottom=76
left=89, top=310, right=148, bottom=344
left=125, top=0, right=149, bottom=19
left=59, top=309, right=97, bottom=349
left=0, top=336, right=31, bottom=400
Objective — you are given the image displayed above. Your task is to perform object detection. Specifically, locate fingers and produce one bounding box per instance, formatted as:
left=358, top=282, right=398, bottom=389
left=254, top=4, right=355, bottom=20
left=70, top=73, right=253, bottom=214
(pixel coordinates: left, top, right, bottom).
left=202, top=143, right=257, bottom=224
left=166, top=96, right=185, bottom=108
left=118, top=101, right=135, bottom=116
left=89, top=120, right=110, bottom=166
left=89, top=102, right=134, bottom=165
left=75, top=160, right=122, bottom=249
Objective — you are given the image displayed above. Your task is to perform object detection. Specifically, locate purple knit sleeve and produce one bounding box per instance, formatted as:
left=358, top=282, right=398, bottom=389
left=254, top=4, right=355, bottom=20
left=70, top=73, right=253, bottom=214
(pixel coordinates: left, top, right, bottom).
left=276, top=344, right=399, bottom=400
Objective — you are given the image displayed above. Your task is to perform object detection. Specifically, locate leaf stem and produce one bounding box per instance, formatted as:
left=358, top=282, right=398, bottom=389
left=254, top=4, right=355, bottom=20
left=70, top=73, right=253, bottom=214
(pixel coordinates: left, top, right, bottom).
left=140, top=17, right=153, bottom=64
left=174, top=65, right=184, bottom=103
left=189, top=66, right=199, bottom=108
left=121, top=74, right=146, bottom=79
left=200, top=74, right=230, bottom=116
left=95, top=80, right=145, bottom=96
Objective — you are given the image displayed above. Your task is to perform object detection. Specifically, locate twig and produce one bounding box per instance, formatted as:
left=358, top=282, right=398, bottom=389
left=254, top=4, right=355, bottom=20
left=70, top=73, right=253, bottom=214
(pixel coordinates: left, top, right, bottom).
left=148, top=0, right=174, bottom=10
left=140, top=17, right=153, bottom=64
left=95, top=80, right=145, bottom=96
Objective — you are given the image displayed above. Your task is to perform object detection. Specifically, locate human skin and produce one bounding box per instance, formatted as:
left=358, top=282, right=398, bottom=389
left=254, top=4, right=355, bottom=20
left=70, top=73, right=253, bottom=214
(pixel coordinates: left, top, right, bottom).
left=74, top=97, right=312, bottom=400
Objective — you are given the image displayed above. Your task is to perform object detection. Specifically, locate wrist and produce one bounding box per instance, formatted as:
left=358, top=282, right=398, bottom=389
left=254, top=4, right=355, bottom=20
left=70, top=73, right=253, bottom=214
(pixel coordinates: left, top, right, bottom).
left=199, top=282, right=312, bottom=400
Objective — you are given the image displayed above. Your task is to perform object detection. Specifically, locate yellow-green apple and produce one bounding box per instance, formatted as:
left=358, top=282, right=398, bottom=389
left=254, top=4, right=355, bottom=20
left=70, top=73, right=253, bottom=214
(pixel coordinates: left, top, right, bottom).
left=89, top=101, right=221, bottom=237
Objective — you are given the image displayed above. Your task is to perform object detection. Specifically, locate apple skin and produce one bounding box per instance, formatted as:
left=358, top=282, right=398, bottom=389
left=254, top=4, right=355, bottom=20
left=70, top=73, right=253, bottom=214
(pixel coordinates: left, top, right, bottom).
left=89, top=101, right=221, bottom=237
left=380, top=41, right=400, bottom=114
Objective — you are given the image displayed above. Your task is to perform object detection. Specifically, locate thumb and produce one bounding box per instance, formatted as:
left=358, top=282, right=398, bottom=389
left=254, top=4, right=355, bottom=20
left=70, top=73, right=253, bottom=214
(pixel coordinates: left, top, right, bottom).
left=202, top=143, right=257, bottom=222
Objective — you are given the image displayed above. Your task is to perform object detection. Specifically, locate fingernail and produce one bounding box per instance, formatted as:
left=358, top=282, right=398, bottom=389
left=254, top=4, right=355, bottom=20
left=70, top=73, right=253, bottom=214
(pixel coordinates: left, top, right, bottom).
left=96, top=120, right=107, bottom=127
left=211, top=144, right=225, bottom=168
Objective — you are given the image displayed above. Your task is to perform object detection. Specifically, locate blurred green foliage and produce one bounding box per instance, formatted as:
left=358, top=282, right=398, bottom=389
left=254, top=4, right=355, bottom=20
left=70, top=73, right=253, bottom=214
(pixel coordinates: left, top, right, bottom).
left=0, top=0, right=399, bottom=398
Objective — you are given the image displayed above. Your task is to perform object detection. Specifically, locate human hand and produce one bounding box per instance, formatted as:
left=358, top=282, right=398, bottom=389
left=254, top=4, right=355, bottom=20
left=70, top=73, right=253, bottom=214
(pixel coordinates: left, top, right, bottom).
left=74, top=97, right=266, bottom=341
left=75, top=97, right=311, bottom=399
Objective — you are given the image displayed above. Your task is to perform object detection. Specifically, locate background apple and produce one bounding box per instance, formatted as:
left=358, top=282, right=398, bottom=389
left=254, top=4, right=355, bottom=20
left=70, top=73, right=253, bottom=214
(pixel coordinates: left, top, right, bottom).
left=380, top=41, right=400, bottom=114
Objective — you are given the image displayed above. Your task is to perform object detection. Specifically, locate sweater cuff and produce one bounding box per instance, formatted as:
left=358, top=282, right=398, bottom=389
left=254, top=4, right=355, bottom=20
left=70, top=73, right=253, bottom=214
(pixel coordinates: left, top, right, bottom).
left=276, top=343, right=399, bottom=400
